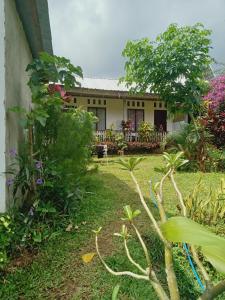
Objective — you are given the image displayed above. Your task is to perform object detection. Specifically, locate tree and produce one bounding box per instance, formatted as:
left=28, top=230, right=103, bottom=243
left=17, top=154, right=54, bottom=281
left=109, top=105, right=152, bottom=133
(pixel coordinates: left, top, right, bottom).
left=121, top=23, right=213, bottom=115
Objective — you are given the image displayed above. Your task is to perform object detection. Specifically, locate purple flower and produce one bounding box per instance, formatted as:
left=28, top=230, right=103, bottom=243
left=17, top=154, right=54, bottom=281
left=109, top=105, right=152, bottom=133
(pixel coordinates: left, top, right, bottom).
left=35, top=161, right=43, bottom=169
left=6, top=178, right=14, bottom=186
left=9, top=149, right=17, bottom=157
left=36, top=178, right=43, bottom=185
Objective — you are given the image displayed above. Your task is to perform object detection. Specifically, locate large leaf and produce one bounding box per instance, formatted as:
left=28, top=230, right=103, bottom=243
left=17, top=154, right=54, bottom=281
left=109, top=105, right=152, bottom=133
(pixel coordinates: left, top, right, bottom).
left=161, top=217, right=225, bottom=273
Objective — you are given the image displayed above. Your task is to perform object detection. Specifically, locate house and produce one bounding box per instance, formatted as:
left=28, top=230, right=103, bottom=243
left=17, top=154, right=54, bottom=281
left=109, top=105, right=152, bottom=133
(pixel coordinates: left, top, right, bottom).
left=68, top=78, right=187, bottom=140
left=0, top=0, right=53, bottom=212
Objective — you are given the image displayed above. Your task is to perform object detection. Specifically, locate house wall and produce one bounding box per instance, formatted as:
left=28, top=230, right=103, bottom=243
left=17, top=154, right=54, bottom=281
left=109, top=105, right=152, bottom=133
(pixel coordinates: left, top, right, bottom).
left=0, top=0, right=32, bottom=212
left=76, top=96, right=174, bottom=131
left=0, top=0, right=6, bottom=212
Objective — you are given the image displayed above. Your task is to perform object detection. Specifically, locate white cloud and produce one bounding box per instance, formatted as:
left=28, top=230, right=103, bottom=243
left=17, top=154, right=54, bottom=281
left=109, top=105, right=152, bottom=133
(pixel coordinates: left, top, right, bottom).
left=48, top=0, right=225, bottom=78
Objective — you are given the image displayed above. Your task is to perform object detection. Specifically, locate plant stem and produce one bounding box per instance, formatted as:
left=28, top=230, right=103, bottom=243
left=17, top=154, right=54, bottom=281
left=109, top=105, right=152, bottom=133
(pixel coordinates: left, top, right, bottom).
left=156, top=170, right=180, bottom=300
left=150, top=270, right=170, bottom=300
left=124, top=238, right=147, bottom=274
left=95, top=234, right=149, bottom=281
left=170, top=172, right=211, bottom=287
left=165, top=247, right=180, bottom=300
left=191, top=246, right=211, bottom=287
left=130, top=171, right=168, bottom=246
left=131, top=223, right=151, bottom=267
left=131, top=170, right=180, bottom=299
left=170, top=171, right=187, bottom=217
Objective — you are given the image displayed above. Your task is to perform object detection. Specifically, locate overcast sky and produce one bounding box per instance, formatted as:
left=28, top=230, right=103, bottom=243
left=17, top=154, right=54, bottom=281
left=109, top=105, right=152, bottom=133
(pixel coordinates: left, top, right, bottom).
left=48, top=0, right=225, bottom=79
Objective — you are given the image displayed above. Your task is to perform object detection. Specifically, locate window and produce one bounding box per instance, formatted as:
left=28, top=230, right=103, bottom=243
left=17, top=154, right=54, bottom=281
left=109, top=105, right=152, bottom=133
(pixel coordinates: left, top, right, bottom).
left=127, top=109, right=144, bottom=131
left=88, top=107, right=106, bottom=130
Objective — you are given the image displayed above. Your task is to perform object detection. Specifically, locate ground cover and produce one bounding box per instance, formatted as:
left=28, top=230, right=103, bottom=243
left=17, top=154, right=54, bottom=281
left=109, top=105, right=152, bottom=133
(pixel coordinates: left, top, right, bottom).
left=0, top=155, right=223, bottom=300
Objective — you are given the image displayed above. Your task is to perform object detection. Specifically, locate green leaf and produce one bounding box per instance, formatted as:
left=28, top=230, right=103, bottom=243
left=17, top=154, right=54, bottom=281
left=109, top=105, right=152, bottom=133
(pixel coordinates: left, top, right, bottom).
left=112, top=284, right=120, bottom=300
left=116, top=157, right=145, bottom=171
left=161, top=217, right=225, bottom=273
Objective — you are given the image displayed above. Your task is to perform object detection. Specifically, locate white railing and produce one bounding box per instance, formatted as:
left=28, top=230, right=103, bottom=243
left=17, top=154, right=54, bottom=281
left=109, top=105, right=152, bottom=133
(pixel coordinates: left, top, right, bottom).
left=95, top=130, right=167, bottom=143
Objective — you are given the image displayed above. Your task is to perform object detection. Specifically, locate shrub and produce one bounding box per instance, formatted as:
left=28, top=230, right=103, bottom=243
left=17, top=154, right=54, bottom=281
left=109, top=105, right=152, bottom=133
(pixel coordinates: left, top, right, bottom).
left=93, top=155, right=225, bottom=299
left=138, top=121, right=154, bottom=142
left=202, top=75, right=225, bottom=149
left=0, top=215, right=13, bottom=269
left=94, top=141, right=160, bottom=155
left=125, top=141, right=161, bottom=154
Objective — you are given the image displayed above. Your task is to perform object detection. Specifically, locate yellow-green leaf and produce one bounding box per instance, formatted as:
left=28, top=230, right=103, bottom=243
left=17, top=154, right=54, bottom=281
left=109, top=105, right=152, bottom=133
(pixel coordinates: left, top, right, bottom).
left=161, top=217, right=225, bottom=273
left=82, top=252, right=96, bottom=263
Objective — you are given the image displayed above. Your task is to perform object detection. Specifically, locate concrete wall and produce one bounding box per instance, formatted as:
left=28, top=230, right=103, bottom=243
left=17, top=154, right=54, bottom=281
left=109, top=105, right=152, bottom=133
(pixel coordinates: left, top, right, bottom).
left=76, top=96, right=174, bottom=131
left=0, top=0, right=6, bottom=212
left=0, top=0, right=32, bottom=212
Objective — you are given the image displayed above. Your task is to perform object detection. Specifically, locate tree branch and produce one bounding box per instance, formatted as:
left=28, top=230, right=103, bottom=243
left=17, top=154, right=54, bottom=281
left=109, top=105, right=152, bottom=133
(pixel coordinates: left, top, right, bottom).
left=124, top=238, right=147, bottom=274
left=95, top=234, right=149, bottom=281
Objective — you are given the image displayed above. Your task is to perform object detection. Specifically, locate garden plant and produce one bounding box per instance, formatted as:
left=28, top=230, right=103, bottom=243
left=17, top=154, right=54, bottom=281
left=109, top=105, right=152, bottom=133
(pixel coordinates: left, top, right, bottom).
left=1, top=53, right=96, bottom=270
left=94, top=153, right=225, bottom=300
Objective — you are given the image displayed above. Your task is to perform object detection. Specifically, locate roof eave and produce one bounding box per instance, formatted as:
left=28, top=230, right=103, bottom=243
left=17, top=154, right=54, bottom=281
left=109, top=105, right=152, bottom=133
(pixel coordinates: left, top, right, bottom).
left=69, top=87, right=159, bottom=100
left=15, top=0, right=53, bottom=58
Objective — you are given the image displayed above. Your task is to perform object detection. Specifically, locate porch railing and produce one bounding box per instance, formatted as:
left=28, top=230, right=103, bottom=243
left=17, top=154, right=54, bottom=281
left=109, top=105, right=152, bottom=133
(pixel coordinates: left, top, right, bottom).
left=95, top=130, right=167, bottom=143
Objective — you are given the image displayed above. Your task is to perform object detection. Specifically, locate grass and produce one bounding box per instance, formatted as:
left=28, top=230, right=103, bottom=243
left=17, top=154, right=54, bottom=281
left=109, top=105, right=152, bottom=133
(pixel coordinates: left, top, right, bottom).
left=0, top=155, right=224, bottom=299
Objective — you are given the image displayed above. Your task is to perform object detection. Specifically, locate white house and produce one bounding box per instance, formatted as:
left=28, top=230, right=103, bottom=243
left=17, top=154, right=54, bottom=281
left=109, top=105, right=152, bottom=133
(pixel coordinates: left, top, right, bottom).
left=0, top=0, right=53, bottom=212
left=68, top=78, right=187, bottom=138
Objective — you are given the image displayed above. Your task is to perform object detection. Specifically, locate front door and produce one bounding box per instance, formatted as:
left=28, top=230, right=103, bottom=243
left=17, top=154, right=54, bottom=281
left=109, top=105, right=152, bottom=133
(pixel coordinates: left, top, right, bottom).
left=154, top=110, right=167, bottom=132
left=127, top=109, right=144, bottom=131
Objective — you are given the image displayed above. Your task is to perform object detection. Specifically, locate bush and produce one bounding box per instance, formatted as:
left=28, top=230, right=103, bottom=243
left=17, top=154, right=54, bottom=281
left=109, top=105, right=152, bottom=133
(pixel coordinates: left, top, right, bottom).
left=125, top=142, right=161, bottom=154
left=0, top=215, right=13, bottom=269
left=94, top=141, right=160, bottom=155
left=138, top=121, right=154, bottom=142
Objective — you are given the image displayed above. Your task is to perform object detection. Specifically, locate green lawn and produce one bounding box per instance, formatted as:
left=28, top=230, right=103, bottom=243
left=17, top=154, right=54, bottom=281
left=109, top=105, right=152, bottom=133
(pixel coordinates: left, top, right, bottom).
left=0, top=155, right=224, bottom=299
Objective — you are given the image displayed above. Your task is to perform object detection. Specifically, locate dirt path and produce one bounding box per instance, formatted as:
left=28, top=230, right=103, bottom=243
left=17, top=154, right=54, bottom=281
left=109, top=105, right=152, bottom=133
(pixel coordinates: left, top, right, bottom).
left=48, top=210, right=124, bottom=300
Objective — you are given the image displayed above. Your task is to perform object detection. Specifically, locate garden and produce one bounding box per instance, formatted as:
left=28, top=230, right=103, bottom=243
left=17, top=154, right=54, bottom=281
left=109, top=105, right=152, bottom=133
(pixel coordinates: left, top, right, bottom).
left=0, top=23, right=225, bottom=299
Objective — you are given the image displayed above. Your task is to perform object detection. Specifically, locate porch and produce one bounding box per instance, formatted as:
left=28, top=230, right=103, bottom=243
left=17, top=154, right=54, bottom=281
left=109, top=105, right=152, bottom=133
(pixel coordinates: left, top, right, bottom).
left=95, top=130, right=167, bottom=143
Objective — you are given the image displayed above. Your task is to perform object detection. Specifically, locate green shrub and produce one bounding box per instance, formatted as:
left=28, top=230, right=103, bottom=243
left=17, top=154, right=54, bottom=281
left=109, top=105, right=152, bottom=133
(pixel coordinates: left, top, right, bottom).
left=0, top=215, right=14, bottom=269
left=138, top=121, right=154, bottom=142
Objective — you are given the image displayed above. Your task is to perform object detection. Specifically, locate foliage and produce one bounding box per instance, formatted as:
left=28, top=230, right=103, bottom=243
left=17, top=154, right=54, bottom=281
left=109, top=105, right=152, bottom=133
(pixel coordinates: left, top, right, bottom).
left=27, top=52, right=82, bottom=92
left=161, top=216, right=225, bottom=273
left=121, top=120, right=132, bottom=134
left=4, top=53, right=96, bottom=270
left=138, top=121, right=154, bottom=142
left=1, top=156, right=224, bottom=299
left=94, top=153, right=225, bottom=300
left=165, top=122, right=215, bottom=172
left=201, top=75, right=225, bottom=149
left=185, top=178, right=225, bottom=225
left=0, top=215, right=13, bottom=269
left=201, top=102, right=225, bottom=149
left=203, top=75, right=225, bottom=111
left=121, top=23, right=212, bottom=114
left=115, top=133, right=127, bottom=151
left=94, top=141, right=160, bottom=155
left=126, top=141, right=160, bottom=154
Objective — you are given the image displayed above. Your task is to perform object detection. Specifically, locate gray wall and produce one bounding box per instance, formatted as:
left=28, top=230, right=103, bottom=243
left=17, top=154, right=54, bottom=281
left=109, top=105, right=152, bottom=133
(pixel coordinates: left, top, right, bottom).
left=0, top=0, right=32, bottom=211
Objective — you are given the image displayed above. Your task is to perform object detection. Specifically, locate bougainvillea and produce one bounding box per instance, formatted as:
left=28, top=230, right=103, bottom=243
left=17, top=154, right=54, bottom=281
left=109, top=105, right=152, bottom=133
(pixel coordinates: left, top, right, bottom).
left=202, top=75, right=225, bottom=148
left=203, top=75, right=225, bottom=111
